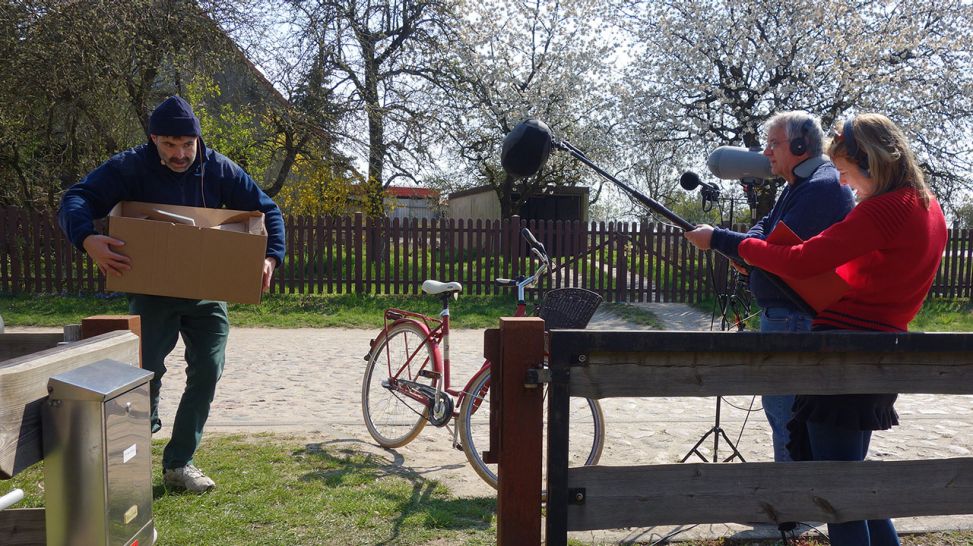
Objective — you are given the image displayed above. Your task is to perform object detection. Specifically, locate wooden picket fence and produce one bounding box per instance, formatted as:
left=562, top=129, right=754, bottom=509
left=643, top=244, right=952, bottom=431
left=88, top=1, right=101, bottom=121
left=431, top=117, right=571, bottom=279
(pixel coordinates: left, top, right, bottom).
left=2, top=207, right=972, bottom=303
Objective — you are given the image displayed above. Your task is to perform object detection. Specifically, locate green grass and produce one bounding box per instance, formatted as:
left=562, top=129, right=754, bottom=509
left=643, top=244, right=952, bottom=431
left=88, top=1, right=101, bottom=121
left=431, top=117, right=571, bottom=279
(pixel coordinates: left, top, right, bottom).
left=8, top=434, right=969, bottom=545
left=1, top=291, right=660, bottom=330
left=0, top=293, right=517, bottom=329
left=910, top=298, right=973, bottom=332
left=8, top=434, right=497, bottom=545
left=601, top=302, right=666, bottom=329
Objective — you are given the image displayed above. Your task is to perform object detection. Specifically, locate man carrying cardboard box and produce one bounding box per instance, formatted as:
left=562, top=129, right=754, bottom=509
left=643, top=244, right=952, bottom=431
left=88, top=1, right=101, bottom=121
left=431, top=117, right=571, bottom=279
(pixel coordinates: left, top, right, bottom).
left=58, top=96, right=286, bottom=493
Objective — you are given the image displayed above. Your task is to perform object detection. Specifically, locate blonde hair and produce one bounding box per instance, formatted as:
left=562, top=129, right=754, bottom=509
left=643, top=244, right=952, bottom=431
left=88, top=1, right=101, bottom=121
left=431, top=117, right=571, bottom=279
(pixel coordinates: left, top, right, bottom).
left=827, top=113, right=931, bottom=207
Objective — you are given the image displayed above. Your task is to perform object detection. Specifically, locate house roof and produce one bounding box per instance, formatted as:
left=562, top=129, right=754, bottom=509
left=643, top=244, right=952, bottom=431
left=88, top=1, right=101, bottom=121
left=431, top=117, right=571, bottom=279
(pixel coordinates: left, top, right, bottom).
left=385, top=186, right=439, bottom=199
left=448, top=184, right=588, bottom=199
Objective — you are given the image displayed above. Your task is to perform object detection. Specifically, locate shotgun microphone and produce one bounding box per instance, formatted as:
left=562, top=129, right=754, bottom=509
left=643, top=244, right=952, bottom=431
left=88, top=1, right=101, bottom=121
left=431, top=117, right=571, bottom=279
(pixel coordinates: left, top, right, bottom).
left=707, top=146, right=774, bottom=180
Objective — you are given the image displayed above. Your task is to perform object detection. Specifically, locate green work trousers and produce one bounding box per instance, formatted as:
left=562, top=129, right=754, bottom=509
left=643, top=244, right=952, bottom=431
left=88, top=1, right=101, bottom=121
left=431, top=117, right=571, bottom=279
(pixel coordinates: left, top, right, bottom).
left=129, top=294, right=229, bottom=470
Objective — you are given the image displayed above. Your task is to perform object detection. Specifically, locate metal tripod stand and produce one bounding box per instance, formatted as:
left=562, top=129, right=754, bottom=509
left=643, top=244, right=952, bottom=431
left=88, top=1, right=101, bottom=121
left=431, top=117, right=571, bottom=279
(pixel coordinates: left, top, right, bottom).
left=681, top=199, right=754, bottom=464
left=680, top=393, right=747, bottom=463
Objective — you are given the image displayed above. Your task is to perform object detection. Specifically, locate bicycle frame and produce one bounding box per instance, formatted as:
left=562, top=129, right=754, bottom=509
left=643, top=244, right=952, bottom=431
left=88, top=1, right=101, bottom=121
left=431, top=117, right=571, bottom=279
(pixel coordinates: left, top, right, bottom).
left=370, top=247, right=545, bottom=418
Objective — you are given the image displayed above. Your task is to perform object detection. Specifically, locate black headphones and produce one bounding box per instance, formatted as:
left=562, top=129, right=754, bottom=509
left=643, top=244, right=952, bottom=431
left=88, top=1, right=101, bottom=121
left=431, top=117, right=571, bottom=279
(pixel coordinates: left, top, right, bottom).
left=789, top=119, right=813, bottom=156
left=842, top=118, right=870, bottom=171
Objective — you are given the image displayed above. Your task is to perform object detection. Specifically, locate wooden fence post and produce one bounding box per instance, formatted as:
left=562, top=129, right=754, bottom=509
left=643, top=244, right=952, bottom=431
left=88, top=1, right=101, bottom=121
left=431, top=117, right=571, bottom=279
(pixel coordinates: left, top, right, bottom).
left=354, top=212, right=364, bottom=294
left=494, top=317, right=545, bottom=545
left=80, top=315, right=142, bottom=368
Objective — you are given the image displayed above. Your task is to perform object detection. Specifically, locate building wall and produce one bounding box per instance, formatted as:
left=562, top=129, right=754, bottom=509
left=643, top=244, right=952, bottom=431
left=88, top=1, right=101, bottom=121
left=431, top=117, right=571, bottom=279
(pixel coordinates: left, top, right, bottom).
left=387, top=198, right=441, bottom=221
left=448, top=189, right=502, bottom=220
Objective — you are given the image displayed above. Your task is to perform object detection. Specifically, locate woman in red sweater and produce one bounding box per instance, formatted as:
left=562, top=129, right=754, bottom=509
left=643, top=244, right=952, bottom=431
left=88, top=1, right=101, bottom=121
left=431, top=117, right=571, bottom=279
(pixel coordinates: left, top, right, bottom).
left=688, top=113, right=947, bottom=545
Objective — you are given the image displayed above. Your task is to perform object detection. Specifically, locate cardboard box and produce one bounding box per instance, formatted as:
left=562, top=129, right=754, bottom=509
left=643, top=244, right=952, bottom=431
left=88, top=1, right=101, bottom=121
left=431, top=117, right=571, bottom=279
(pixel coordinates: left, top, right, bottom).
left=106, top=201, right=268, bottom=304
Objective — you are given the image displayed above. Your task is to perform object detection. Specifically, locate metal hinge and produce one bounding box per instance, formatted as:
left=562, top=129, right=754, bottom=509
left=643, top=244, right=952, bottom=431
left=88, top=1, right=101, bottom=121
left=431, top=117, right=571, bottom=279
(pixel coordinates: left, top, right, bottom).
left=525, top=368, right=551, bottom=387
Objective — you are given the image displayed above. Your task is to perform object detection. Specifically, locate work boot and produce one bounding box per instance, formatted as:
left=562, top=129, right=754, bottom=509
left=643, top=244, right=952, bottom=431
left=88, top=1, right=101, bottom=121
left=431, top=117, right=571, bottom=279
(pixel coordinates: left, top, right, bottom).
left=163, top=464, right=216, bottom=493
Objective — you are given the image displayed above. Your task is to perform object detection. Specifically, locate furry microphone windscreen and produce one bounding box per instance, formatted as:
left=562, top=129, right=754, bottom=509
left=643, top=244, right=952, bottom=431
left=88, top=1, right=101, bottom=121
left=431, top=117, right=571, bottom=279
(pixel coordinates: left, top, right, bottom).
left=501, top=119, right=553, bottom=178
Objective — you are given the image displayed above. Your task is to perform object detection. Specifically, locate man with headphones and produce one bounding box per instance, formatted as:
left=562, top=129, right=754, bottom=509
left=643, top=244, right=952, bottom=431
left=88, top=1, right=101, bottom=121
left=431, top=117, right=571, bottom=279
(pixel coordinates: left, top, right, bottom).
left=58, top=95, right=285, bottom=493
left=685, top=111, right=855, bottom=462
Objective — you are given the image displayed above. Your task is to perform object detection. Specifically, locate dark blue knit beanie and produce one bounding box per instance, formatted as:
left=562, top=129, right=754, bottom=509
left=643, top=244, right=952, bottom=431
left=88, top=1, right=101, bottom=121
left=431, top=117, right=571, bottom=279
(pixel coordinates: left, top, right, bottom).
left=148, top=96, right=202, bottom=137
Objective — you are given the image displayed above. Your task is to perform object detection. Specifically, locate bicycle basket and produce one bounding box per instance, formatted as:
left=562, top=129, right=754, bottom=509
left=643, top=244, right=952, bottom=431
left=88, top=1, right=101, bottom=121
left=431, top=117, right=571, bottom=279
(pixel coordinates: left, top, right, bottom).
left=534, top=288, right=603, bottom=330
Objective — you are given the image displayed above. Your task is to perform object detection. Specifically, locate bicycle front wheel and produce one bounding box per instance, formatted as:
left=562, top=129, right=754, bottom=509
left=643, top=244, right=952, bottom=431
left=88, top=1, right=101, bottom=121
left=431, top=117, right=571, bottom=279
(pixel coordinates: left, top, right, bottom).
left=457, top=367, right=605, bottom=489
left=362, top=321, right=438, bottom=448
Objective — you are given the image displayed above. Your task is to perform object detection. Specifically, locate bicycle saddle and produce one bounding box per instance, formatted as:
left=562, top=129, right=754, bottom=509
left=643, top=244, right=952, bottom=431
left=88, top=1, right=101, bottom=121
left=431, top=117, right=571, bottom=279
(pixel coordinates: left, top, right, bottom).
left=421, top=280, right=463, bottom=295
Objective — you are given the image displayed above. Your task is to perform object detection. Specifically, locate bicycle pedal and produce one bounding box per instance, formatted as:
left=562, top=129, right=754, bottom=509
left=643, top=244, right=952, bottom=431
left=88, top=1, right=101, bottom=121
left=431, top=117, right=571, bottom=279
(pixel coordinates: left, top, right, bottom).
left=418, top=370, right=440, bottom=379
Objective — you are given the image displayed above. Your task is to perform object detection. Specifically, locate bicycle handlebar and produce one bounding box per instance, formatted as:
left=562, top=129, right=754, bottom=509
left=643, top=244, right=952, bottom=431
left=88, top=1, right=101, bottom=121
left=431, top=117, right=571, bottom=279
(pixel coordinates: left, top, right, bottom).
left=521, top=227, right=547, bottom=259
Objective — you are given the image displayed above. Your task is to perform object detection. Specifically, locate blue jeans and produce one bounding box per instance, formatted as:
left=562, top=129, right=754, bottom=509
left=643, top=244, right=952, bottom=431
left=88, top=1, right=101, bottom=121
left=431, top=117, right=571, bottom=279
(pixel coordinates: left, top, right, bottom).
left=806, top=421, right=900, bottom=545
left=759, top=306, right=812, bottom=462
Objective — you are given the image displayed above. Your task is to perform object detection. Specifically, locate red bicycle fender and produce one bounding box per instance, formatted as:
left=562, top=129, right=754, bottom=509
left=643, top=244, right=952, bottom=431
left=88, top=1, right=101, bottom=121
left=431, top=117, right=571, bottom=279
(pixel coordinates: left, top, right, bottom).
left=367, top=318, right=443, bottom=367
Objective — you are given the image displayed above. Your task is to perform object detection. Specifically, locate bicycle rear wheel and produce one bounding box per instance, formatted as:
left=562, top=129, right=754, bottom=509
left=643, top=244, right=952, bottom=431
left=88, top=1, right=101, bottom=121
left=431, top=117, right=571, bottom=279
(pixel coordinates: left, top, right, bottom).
left=456, top=367, right=605, bottom=489
left=362, top=321, right=438, bottom=448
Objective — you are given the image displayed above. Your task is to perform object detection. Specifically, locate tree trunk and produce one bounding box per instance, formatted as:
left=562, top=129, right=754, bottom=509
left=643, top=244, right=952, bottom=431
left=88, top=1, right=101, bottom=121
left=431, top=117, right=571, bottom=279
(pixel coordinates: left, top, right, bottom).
left=264, top=131, right=305, bottom=199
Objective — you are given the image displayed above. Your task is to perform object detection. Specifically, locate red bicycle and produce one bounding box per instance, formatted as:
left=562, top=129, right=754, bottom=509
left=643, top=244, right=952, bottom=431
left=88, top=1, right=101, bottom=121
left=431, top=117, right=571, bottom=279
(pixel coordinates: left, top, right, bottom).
left=361, top=228, right=606, bottom=488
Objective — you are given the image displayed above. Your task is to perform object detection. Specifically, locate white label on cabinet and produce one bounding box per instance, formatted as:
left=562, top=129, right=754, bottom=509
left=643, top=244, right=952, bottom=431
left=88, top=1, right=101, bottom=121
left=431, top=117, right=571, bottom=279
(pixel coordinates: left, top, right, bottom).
left=123, top=444, right=137, bottom=463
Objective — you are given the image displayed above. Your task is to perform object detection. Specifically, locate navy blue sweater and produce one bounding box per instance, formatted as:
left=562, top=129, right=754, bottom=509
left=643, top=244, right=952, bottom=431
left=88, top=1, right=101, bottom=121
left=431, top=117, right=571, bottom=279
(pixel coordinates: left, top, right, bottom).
left=710, top=158, right=854, bottom=309
left=59, top=139, right=285, bottom=266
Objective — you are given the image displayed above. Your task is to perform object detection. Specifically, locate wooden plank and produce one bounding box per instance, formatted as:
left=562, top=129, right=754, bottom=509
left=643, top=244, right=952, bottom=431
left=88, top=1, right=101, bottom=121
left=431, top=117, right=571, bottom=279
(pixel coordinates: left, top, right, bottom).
left=548, top=330, right=973, bottom=398
left=64, top=228, right=75, bottom=294
left=653, top=224, right=662, bottom=302
left=614, top=223, right=624, bottom=302
left=9, top=209, right=22, bottom=295
left=960, top=228, right=973, bottom=297
left=411, top=218, right=420, bottom=294
left=457, top=218, right=465, bottom=289
left=570, top=351, right=973, bottom=397
left=34, top=214, right=45, bottom=294
left=325, top=216, right=333, bottom=294
left=0, top=508, right=45, bottom=545
left=495, top=318, right=544, bottom=545
left=391, top=218, right=399, bottom=295
left=0, top=209, right=8, bottom=293
left=448, top=218, right=456, bottom=284
left=420, top=218, right=428, bottom=294
left=599, top=221, right=608, bottom=299
left=475, top=219, right=483, bottom=295
left=314, top=216, right=323, bottom=293
left=0, top=334, right=64, bottom=363
left=42, top=216, right=53, bottom=293
left=346, top=214, right=354, bottom=294
left=565, top=459, right=973, bottom=531
left=298, top=215, right=307, bottom=294
left=0, top=331, right=139, bottom=479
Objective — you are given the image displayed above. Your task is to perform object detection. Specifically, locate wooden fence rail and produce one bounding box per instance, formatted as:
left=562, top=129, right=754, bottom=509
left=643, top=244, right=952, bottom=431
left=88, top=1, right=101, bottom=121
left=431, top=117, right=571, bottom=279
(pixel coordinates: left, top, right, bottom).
left=488, top=324, right=973, bottom=544
left=3, top=207, right=972, bottom=303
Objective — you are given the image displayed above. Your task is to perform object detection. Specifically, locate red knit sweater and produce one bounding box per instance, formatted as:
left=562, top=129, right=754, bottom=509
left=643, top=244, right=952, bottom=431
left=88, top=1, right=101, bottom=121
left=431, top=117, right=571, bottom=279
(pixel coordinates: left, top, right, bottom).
left=739, top=188, right=947, bottom=332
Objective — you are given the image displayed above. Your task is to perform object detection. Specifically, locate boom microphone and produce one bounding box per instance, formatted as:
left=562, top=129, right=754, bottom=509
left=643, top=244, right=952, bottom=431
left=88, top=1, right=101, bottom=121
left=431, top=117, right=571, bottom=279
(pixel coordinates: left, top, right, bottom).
left=679, top=171, right=702, bottom=190
left=707, top=146, right=775, bottom=180
left=500, top=119, right=553, bottom=178
left=498, top=119, right=815, bottom=316
left=679, top=171, right=720, bottom=193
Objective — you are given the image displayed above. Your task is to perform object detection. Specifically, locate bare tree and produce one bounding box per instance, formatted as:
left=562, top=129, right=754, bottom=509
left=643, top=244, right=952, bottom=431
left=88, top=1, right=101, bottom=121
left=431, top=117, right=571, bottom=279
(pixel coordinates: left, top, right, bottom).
left=266, top=0, right=457, bottom=218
